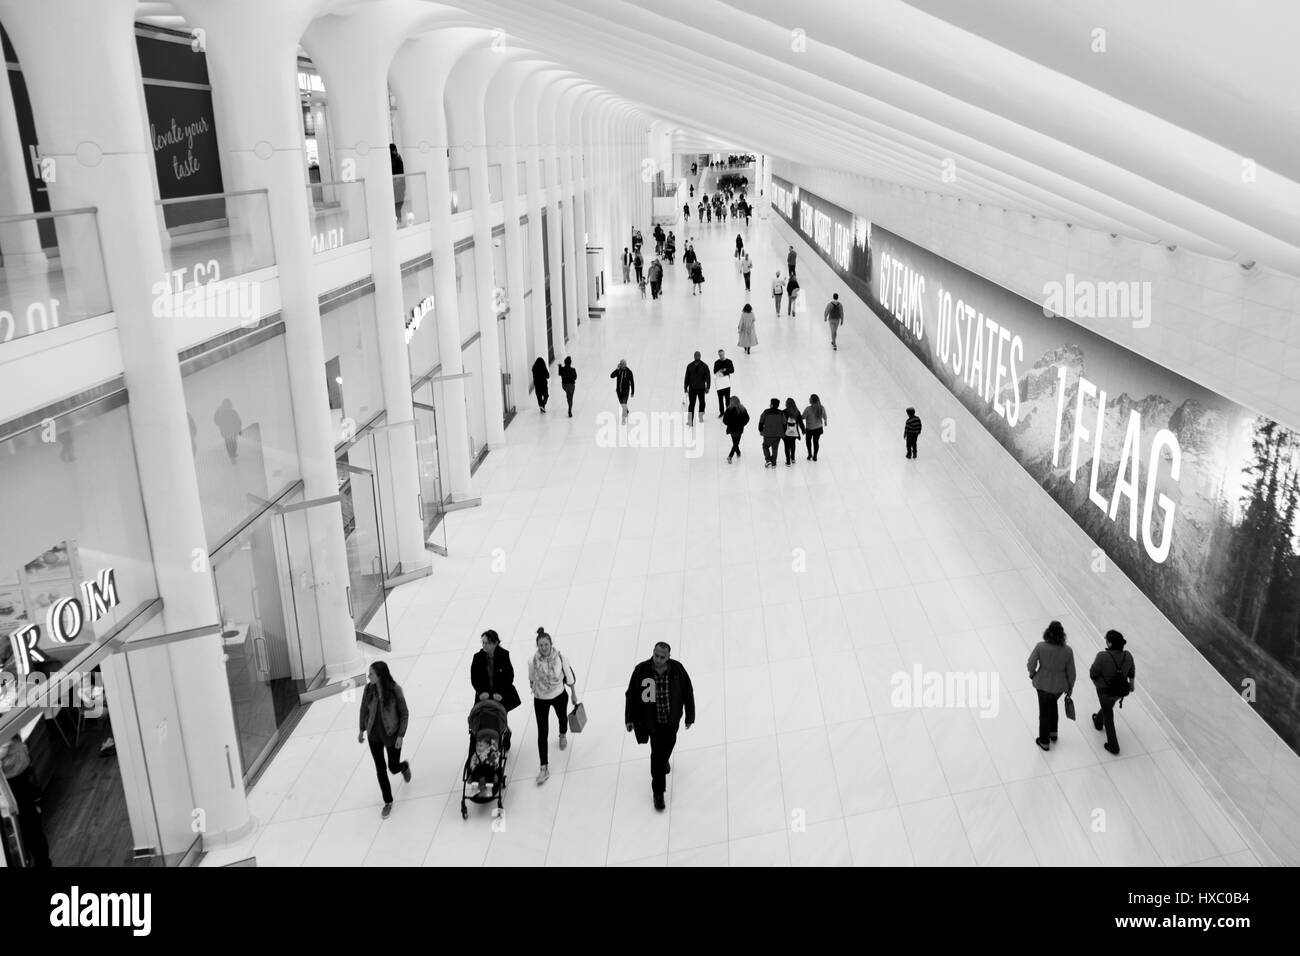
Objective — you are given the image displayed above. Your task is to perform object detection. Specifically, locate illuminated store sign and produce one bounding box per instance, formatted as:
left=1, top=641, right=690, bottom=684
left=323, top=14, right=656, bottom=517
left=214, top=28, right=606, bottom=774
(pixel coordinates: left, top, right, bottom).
left=7, top=568, right=120, bottom=676
left=405, top=295, right=434, bottom=345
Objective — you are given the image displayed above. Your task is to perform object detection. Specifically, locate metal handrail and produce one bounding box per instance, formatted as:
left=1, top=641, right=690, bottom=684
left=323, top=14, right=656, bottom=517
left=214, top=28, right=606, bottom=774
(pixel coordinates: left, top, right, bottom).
left=310, top=178, right=367, bottom=189
left=155, top=187, right=269, bottom=206
left=0, top=206, right=98, bottom=225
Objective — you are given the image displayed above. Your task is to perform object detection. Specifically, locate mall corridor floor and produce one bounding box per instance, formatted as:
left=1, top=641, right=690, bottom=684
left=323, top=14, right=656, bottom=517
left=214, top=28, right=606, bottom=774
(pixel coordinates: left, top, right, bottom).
left=201, top=215, right=1264, bottom=868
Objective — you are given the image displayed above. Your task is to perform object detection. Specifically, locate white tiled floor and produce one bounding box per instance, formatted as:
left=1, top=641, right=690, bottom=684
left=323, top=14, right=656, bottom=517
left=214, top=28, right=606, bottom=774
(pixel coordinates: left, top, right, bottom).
left=201, top=212, right=1261, bottom=867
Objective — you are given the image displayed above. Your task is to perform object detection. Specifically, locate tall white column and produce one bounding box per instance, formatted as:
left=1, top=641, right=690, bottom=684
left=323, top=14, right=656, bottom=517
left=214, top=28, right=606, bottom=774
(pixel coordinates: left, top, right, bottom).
left=175, top=0, right=365, bottom=682
left=487, top=67, right=530, bottom=404
left=515, top=102, right=550, bottom=368
left=539, top=91, right=568, bottom=362
left=390, top=35, right=476, bottom=501
left=446, top=57, right=506, bottom=448
left=302, top=11, right=430, bottom=576
left=0, top=0, right=250, bottom=845
left=567, top=93, right=591, bottom=325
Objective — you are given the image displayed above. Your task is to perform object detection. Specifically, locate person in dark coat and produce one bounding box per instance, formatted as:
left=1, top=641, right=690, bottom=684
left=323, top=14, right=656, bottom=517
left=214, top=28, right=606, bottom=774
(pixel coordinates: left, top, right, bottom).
left=683, top=350, right=711, bottom=426
left=1089, top=630, right=1136, bottom=755
left=611, top=359, right=634, bottom=423
left=357, top=660, right=411, bottom=818
left=786, top=272, right=800, bottom=316
left=471, top=629, right=522, bottom=723
left=689, top=259, right=705, bottom=295
left=786, top=245, right=797, bottom=277
left=558, top=356, right=577, bottom=417
left=904, top=407, right=922, bottom=458
left=624, top=642, right=695, bottom=810
left=1027, top=620, right=1076, bottom=751
left=723, top=395, right=750, bottom=463
left=531, top=357, right=550, bottom=413
left=758, top=398, right=784, bottom=468
left=390, top=144, right=406, bottom=220
left=622, top=247, right=632, bottom=283
left=648, top=258, right=664, bottom=299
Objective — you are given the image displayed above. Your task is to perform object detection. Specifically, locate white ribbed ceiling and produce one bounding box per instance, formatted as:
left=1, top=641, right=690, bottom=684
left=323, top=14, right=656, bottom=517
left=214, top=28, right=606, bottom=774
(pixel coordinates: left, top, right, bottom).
left=136, top=0, right=1300, bottom=273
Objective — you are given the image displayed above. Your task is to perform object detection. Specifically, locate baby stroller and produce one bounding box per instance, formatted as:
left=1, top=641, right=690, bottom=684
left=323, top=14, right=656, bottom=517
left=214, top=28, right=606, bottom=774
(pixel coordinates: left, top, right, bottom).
left=461, top=698, right=510, bottom=819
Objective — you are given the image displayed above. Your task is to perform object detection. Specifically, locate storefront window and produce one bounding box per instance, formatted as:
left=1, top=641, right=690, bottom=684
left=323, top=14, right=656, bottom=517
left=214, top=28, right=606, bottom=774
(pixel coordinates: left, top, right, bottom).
left=181, top=329, right=301, bottom=550
left=402, top=263, right=439, bottom=382
left=462, top=337, right=487, bottom=467
left=449, top=168, right=472, bottom=214
left=0, top=393, right=162, bottom=867
left=321, top=289, right=385, bottom=437
left=455, top=246, right=480, bottom=339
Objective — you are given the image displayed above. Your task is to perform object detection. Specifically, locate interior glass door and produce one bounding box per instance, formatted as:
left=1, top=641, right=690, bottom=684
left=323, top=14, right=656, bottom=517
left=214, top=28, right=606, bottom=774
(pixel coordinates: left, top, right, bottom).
left=413, top=391, right=448, bottom=556
left=336, top=459, right=391, bottom=645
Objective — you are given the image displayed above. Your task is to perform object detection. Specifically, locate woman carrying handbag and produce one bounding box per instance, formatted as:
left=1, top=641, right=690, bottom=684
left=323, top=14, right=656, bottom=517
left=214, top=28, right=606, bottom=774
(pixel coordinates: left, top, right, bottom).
left=529, top=627, right=576, bottom=785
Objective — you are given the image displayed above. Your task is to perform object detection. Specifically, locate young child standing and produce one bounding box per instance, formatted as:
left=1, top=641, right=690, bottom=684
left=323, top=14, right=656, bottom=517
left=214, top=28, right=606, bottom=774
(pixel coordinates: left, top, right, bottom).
left=904, top=407, right=922, bottom=459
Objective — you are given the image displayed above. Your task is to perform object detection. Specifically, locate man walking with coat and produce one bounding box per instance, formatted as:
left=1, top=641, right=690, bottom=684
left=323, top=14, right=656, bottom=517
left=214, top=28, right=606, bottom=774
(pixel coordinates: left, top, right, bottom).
left=625, top=642, right=695, bottom=811
left=683, top=350, right=711, bottom=426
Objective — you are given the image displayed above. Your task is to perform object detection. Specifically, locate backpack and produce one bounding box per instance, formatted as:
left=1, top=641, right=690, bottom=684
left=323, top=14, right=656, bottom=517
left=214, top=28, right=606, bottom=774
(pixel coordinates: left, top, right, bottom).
left=829, top=301, right=843, bottom=321
left=1104, top=651, right=1132, bottom=699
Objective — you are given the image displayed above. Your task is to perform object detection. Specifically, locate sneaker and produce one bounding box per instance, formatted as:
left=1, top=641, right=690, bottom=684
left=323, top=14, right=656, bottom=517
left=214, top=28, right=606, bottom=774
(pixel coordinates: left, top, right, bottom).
left=558, top=734, right=567, bottom=751
left=653, top=792, right=666, bottom=811
left=1035, top=738, right=1050, bottom=751
left=382, top=802, right=393, bottom=818
left=466, top=781, right=480, bottom=796
left=1091, top=712, right=1103, bottom=731
left=1049, top=734, right=1058, bottom=742
left=537, top=767, right=550, bottom=785
left=402, top=763, right=412, bottom=783
left=484, top=783, right=495, bottom=796
left=1104, top=742, right=1120, bottom=755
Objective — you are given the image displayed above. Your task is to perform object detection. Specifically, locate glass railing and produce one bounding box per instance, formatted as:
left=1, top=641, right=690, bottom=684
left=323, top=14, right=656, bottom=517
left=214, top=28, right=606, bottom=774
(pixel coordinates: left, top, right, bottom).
left=393, top=172, right=428, bottom=229
left=307, top=179, right=369, bottom=253
left=487, top=164, right=503, bottom=203
left=155, top=189, right=275, bottom=290
left=0, top=207, right=110, bottom=345
left=449, top=167, right=472, bottom=214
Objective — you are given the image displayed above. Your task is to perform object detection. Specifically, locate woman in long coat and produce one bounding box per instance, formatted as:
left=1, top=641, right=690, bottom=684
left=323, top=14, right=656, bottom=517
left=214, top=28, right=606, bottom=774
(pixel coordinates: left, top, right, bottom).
left=737, top=303, right=758, bottom=354
left=531, top=357, right=550, bottom=412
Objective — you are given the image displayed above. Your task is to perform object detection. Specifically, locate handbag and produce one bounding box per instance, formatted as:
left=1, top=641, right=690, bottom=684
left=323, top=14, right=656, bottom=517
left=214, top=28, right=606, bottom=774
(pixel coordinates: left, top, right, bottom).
left=560, top=652, right=587, bottom=733
left=1064, top=695, right=1076, bottom=721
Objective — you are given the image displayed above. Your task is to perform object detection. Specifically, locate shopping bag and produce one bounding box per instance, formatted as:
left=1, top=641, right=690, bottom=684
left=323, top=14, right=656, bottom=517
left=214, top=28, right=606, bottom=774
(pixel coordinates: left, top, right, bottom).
left=568, top=699, right=589, bottom=734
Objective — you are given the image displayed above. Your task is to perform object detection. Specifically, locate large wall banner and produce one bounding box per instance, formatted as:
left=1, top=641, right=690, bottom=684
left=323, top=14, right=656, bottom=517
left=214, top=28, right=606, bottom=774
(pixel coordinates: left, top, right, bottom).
left=772, top=174, right=1300, bottom=755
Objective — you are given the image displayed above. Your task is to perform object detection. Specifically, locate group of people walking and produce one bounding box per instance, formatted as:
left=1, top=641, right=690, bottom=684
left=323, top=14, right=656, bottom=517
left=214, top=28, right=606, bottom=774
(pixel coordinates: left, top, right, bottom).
left=1027, top=621, right=1137, bottom=754
left=359, top=628, right=695, bottom=814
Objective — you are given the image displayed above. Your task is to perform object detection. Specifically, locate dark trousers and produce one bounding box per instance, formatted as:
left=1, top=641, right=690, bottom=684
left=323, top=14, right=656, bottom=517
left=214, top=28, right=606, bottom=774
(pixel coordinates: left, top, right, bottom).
left=762, top=437, right=780, bottom=465
left=651, top=279, right=662, bottom=299
left=787, top=293, right=797, bottom=316
left=716, top=387, right=731, bottom=415
left=536, top=389, right=548, bottom=410
left=635, top=266, right=644, bottom=283
left=905, top=434, right=918, bottom=458
left=562, top=384, right=574, bottom=413
left=368, top=736, right=408, bottom=804
left=743, top=272, right=751, bottom=290
left=727, top=432, right=742, bottom=460
left=650, top=722, right=679, bottom=795
left=687, top=389, right=706, bottom=419
left=1095, top=693, right=1120, bottom=749
left=805, top=428, right=822, bottom=459
left=534, top=691, right=569, bottom=766
left=1036, top=689, right=1062, bottom=742
left=5, top=769, right=51, bottom=867
left=782, top=435, right=797, bottom=463
left=773, top=293, right=782, bottom=314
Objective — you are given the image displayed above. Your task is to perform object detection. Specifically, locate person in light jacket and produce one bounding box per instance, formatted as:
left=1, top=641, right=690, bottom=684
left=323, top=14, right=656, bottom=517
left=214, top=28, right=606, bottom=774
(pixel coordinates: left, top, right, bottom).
left=1089, top=630, right=1136, bottom=755
left=624, top=642, right=695, bottom=811
left=529, top=627, right=576, bottom=785
left=357, top=661, right=411, bottom=818
left=737, top=303, right=758, bottom=354
left=802, top=394, right=827, bottom=461
left=771, top=271, right=784, bottom=316
left=1027, top=620, right=1076, bottom=751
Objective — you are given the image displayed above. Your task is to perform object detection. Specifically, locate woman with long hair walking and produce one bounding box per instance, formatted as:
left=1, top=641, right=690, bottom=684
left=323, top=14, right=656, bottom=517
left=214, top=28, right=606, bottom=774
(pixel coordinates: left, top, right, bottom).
left=803, top=394, right=828, bottom=461
left=529, top=627, right=576, bottom=785
left=357, top=660, right=411, bottom=818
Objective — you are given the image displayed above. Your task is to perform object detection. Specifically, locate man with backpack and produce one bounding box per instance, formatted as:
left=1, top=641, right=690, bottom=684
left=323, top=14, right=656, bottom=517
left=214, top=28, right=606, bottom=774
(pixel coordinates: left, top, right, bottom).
left=824, top=293, right=845, bottom=349
left=1089, top=630, right=1136, bottom=755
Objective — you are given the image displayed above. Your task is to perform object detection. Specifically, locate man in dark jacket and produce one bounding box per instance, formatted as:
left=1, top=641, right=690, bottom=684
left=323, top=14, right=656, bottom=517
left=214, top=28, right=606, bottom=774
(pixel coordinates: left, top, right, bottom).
left=713, top=348, right=735, bottom=417
left=633, top=249, right=644, bottom=285
left=622, top=247, right=632, bottom=283
left=624, top=642, right=695, bottom=810
left=786, top=245, right=797, bottom=277
left=759, top=398, right=784, bottom=467
left=683, top=350, right=711, bottom=426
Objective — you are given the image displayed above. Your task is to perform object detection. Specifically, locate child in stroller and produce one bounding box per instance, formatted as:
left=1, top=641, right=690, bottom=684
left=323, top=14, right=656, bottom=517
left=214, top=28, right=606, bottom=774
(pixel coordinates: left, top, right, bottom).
left=462, top=698, right=510, bottom=818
